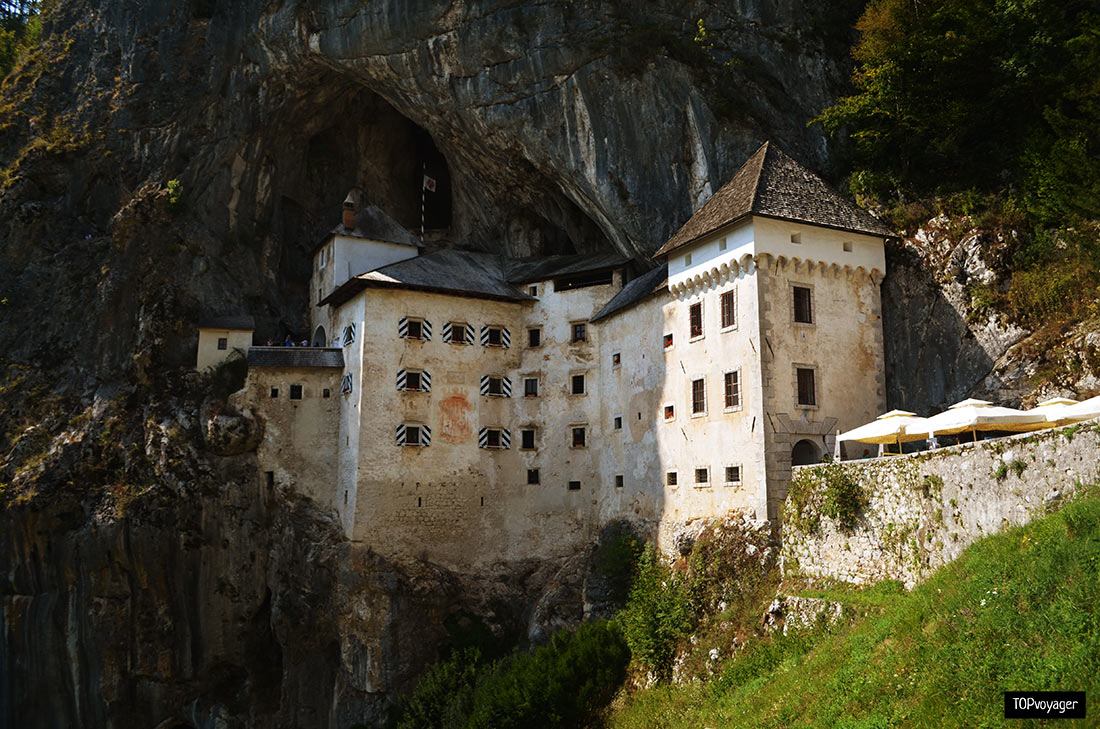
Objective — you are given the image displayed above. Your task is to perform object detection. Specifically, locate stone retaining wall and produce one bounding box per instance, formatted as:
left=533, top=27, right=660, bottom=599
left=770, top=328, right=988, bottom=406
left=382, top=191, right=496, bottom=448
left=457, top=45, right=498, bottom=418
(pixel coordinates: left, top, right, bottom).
left=781, top=420, right=1100, bottom=588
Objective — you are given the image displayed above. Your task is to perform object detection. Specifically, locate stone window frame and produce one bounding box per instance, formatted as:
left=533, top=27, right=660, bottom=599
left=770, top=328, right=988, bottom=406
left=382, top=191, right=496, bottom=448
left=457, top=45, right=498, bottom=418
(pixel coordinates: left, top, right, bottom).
left=569, top=370, right=587, bottom=396
left=613, top=413, right=623, bottom=431
left=570, top=320, right=588, bottom=343
left=567, top=480, right=582, bottom=491
left=723, top=464, right=742, bottom=487
left=688, top=300, right=705, bottom=342
left=289, top=384, right=303, bottom=400
left=527, top=327, right=542, bottom=348
left=693, top=465, right=711, bottom=488
left=689, top=376, right=707, bottom=418
left=793, top=362, right=819, bottom=410
left=523, top=375, right=539, bottom=397
left=790, top=282, right=815, bottom=326
left=723, top=368, right=742, bottom=412
left=569, top=423, right=587, bottom=449
left=611, top=351, right=622, bottom=368
left=519, top=426, right=537, bottom=451
left=662, top=402, right=676, bottom=422
left=663, top=332, right=674, bottom=351
left=527, top=468, right=540, bottom=485
left=217, top=337, right=228, bottom=350
left=614, top=474, right=624, bottom=489
left=719, top=288, right=738, bottom=332
left=666, top=470, right=678, bottom=488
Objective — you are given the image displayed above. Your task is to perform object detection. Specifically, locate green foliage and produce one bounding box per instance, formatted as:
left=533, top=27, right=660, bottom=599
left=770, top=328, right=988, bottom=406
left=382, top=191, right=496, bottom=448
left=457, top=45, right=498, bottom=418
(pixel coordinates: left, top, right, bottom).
left=394, top=621, right=629, bottom=729
left=593, top=520, right=645, bottom=606
left=992, top=461, right=1009, bottom=481
left=619, top=549, right=692, bottom=680
left=1011, top=459, right=1027, bottom=477
left=0, top=4, right=41, bottom=80
left=165, top=178, right=184, bottom=213
left=818, top=463, right=867, bottom=531
left=202, top=354, right=247, bottom=400
left=609, top=485, right=1100, bottom=729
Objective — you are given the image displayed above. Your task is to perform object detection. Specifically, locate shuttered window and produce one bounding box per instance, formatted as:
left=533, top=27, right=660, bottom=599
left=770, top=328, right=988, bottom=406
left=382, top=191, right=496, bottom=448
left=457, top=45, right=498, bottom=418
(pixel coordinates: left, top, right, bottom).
left=481, top=326, right=510, bottom=348
left=395, top=424, right=431, bottom=447
left=397, top=369, right=431, bottom=392
left=796, top=367, right=816, bottom=406
left=480, top=375, right=512, bottom=397
left=689, top=302, right=703, bottom=338
left=443, top=322, right=474, bottom=345
left=399, top=317, right=432, bottom=340
left=478, top=427, right=511, bottom=449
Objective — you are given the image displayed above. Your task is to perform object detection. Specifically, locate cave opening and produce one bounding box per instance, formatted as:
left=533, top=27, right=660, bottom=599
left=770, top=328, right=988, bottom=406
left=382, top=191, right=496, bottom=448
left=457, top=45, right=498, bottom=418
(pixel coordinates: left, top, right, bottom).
left=413, top=125, right=452, bottom=233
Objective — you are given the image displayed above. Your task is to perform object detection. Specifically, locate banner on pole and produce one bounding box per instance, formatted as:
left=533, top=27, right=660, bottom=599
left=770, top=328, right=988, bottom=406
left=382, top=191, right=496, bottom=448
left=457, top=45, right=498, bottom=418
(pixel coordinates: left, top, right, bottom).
left=423, top=175, right=437, bottom=192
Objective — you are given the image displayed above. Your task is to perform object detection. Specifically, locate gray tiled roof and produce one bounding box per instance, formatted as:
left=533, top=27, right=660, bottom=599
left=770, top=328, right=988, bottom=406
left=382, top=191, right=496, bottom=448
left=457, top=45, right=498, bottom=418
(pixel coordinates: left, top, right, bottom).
left=199, top=315, right=255, bottom=330
left=503, top=252, right=631, bottom=284
left=312, top=204, right=422, bottom=253
left=247, top=347, right=344, bottom=368
left=654, top=142, right=895, bottom=258
left=591, top=264, right=668, bottom=322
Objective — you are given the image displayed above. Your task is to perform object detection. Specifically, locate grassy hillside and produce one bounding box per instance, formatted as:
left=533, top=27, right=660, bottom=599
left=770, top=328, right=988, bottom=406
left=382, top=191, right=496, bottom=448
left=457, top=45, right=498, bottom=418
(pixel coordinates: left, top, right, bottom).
left=608, top=484, right=1100, bottom=729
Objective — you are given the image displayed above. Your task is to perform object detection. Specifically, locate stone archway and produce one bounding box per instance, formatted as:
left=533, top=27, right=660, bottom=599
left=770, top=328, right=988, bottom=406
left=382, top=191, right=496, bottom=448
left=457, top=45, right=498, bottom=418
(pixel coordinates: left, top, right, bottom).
left=312, top=325, right=327, bottom=347
left=791, top=438, right=822, bottom=466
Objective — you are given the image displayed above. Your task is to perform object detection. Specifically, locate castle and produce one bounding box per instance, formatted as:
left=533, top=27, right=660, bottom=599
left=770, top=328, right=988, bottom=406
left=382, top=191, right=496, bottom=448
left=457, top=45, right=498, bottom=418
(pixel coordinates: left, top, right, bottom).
left=199, top=142, right=893, bottom=570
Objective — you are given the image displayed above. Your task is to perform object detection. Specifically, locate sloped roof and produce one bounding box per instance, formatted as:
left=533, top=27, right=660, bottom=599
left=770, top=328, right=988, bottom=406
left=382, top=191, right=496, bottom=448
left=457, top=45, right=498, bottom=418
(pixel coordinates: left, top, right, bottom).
left=199, top=315, right=255, bottom=331
left=320, top=250, right=536, bottom=307
left=503, top=252, right=631, bottom=284
left=247, top=347, right=344, bottom=368
left=591, top=263, right=669, bottom=322
left=312, top=204, right=422, bottom=253
left=654, top=142, right=895, bottom=258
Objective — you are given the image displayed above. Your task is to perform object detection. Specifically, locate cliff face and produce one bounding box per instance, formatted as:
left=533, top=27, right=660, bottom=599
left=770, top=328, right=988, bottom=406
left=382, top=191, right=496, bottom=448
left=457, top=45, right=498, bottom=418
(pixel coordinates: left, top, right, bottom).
left=0, top=1, right=1053, bottom=727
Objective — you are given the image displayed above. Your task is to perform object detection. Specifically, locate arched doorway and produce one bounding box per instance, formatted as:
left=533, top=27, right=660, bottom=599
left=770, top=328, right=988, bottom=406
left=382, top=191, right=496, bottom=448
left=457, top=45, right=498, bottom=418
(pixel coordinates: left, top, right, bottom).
left=791, top=438, right=822, bottom=466
left=312, top=325, right=327, bottom=347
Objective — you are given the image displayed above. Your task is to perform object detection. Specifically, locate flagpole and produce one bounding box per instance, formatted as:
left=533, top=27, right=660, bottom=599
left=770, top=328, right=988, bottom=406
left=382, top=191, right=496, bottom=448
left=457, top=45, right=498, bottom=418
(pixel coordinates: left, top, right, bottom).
left=421, top=162, right=426, bottom=244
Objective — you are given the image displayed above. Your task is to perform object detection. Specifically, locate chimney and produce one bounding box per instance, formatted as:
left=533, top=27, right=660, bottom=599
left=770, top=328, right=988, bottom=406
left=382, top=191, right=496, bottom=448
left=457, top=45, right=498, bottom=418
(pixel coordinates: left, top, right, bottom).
left=342, top=188, right=362, bottom=230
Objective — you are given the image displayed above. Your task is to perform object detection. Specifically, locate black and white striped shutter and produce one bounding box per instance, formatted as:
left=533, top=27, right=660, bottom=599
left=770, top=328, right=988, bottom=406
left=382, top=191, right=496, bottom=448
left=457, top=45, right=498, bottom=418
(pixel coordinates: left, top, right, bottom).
left=421, top=370, right=431, bottom=392
left=421, top=425, right=431, bottom=446
left=479, top=375, right=490, bottom=395
left=501, top=377, right=512, bottom=397
left=500, top=327, right=510, bottom=348
left=478, top=427, right=490, bottom=448
left=465, top=324, right=475, bottom=344
left=398, top=317, right=409, bottom=338
left=442, top=321, right=452, bottom=342
left=500, top=428, right=511, bottom=449
left=342, top=324, right=356, bottom=346
left=341, top=373, right=353, bottom=394
left=396, top=369, right=407, bottom=390
left=395, top=424, right=406, bottom=445
left=480, top=326, right=490, bottom=346
left=421, top=320, right=432, bottom=340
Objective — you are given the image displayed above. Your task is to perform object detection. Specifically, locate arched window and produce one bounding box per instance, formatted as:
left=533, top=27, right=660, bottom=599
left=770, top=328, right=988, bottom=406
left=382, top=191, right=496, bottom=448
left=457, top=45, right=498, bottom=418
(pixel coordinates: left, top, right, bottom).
left=312, top=326, right=326, bottom=347
left=791, top=439, right=822, bottom=466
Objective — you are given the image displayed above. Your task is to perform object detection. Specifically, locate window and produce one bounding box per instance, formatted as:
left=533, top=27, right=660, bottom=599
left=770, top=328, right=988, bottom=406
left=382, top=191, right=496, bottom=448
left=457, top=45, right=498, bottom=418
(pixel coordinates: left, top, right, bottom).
left=571, top=373, right=586, bottom=395
left=480, top=375, right=511, bottom=397
left=568, top=480, right=581, bottom=491
left=666, top=471, right=678, bottom=486
left=445, top=322, right=472, bottom=345
left=482, top=326, right=510, bottom=347
left=791, top=232, right=801, bottom=244
left=663, top=332, right=674, bottom=349
left=524, top=377, right=539, bottom=397
left=323, top=388, right=330, bottom=398
left=529, top=285, right=538, bottom=296
left=695, top=467, right=709, bottom=485
left=689, top=302, right=703, bottom=339
left=528, top=328, right=541, bottom=347
left=521, top=428, right=536, bottom=450
left=571, top=322, right=587, bottom=343
left=400, top=317, right=431, bottom=340
left=725, top=465, right=742, bottom=485
left=217, top=337, right=228, bottom=350
left=479, top=427, right=510, bottom=449
left=613, top=415, right=623, bottom=430
left=612, top=352, right=621, bottom=368
left=527, top=468, right=540, bottom=485
left=290, top=384, right=303, bottom=400
left=341, top=373, right=353, bottom=395
left=684, top=253, right=692, bottom=266
left=720, top=290, right=736, bottom=329
left=398, top=369, right=431, bottom=392
left=793, top=286, right=813, bottom=324
left=615, top=474, right=624, bottom=488
left=719, top=238, right=727, bottom=251
left=843, top=241, right=853, bottom=252
left=724, top=370, right=741, bottom=410
left=571, top=426, right=586, bottom=448
left=796, top=367, right=817, bottom=406
left=663, top=404, right=675, bottom=421
left=691, top=378, right=706, bottom=414
left=396, top=424, right=431, bottom=447
left=270, top=387, right=279, bottom=398
left=342, top=324, right=356, bottom=346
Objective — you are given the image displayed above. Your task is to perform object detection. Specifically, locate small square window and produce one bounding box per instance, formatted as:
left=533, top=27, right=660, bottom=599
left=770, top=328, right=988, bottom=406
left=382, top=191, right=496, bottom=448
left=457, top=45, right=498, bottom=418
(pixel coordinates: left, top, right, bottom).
left=613, top=415, right=623, bottom=430
left=290, top=384, right=303, bottom=400
left=527, top=468, right=540, bottom=485
left=612, top=352, right=621, bottom=368
left=695, top=467, right=709, bottom=484
left=487, top=376, right=504, bottom=396
left=691, top=378, right=706, bottom=414
left=666, top=471, right=678, bottom=486
left=615, top=474, right=624, bottom=489
left=791, top=232, right=802, bottom=244
left=663, top=333, right=673, bottom=349
left=571, top=426, right=586, bottom=448
left=571, top=322, right=587, bottom=343
left=485, top=429, right=502, bottom=448
left=217, top=337, right=228, bottom=350
left=529, top=285, right=538, bottom=296
left=486, top=327, right=503, bottom=346
left=405, top=371, right=422, bottom=391
left=718, top=238, right=727, bottom=251
left=524, top=377, right=539, bottom=397
left=323, top=388, right=330, bottom=398
left=270, top=387, right=279, bottom=399
left=843, top=241, right=853, bottom=252
left=725, top=465, right=742, bottom=484
left=689, top=302, right=703, bottom=339
left=406, top=320, right=424, bottom=339
left=521, top=428, right=536, bottom=450
left=571, top=374, right=586, bottom=395
left=568, top=480, right=581, bottom=491
left=405, top=426, right=422, bottom=446
left=793, top=286, right=813, bottom=324
left=664, top=404, right=675, bottom=421
left=684, top=253, right=692, bottom=266
left=449, top=322, right=467, bottom=344
left=528, top=328, right=541, bottom=347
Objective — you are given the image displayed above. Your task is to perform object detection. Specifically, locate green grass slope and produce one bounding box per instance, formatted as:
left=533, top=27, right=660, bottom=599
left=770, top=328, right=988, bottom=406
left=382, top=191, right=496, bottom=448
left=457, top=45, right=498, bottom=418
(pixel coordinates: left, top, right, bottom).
left=609, top=486, right=1100, bottom=729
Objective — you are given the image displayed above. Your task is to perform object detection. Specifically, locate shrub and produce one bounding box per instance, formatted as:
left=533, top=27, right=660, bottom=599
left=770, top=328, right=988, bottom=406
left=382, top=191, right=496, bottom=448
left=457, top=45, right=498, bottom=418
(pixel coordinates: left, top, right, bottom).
left=593, top=520, right=645, bottom=606
left=816, top=463, right=867, bottom=531
left=620, top=549, right=692, bottom=680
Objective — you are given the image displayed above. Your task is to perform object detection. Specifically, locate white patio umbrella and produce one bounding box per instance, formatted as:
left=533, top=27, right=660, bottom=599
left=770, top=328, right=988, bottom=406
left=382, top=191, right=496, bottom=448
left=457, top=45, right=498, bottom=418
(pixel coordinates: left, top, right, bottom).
left=904, top=398, right=1045, bottom=441
left=837, top=410, right=932, bottom=457
left=1059, top=394, right=1100, bottom=423
left=1023, top=397, right=1080, bottom=428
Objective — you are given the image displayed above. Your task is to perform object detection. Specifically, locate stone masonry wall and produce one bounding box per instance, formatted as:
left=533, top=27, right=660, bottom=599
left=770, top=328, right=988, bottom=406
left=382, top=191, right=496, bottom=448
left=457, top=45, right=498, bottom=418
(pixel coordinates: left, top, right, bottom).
left=781, top=420, right=1100, bottom=588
